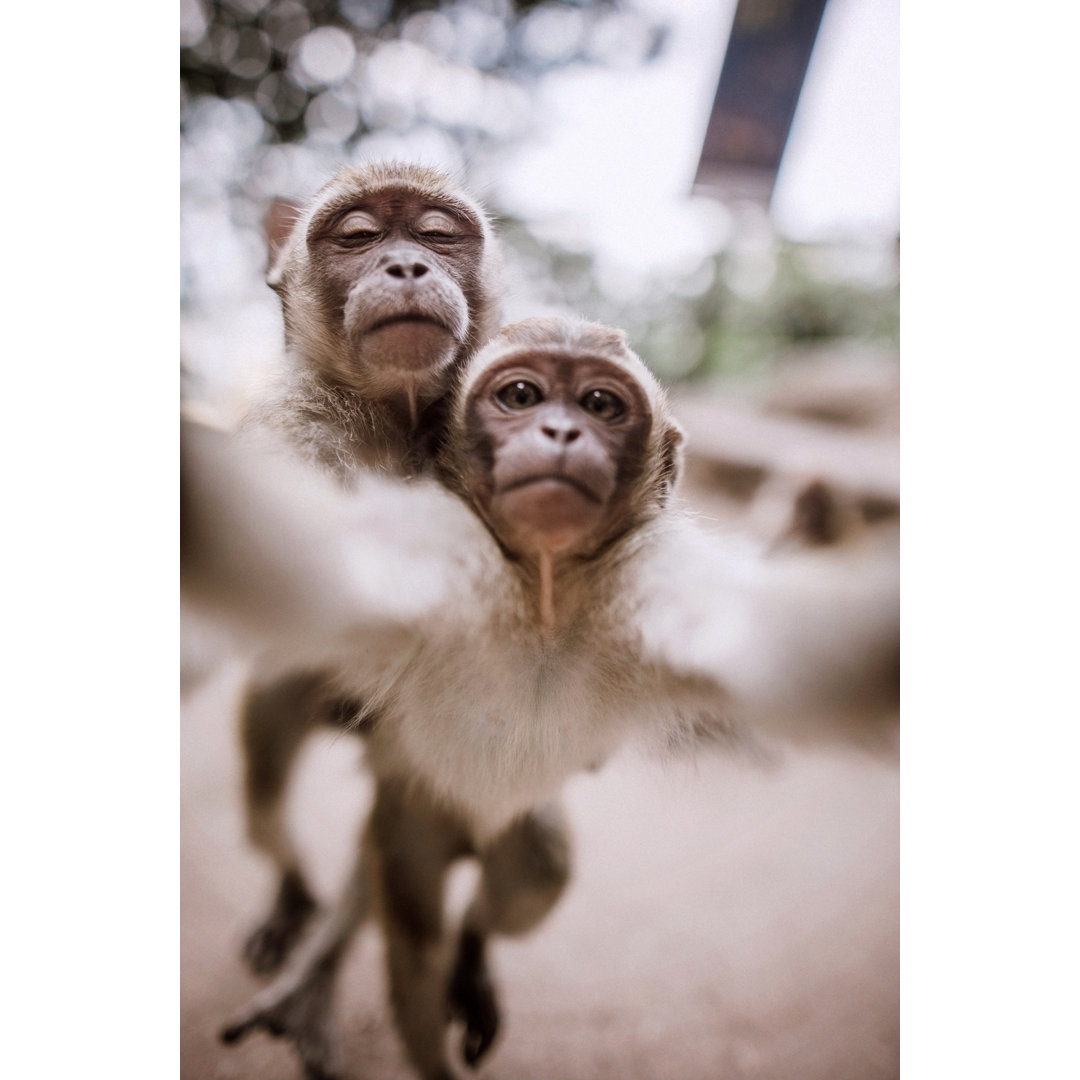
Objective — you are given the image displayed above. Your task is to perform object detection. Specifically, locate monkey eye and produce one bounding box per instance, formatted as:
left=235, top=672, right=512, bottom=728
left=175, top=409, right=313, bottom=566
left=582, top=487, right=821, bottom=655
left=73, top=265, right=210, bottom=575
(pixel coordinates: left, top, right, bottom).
left=579, top=388, right=626, bottom=421
left=495, top=380, right=544, bottom=410
left=415, top=211, right=462, bottom=240
left=338, top=211, right=381, bottom=240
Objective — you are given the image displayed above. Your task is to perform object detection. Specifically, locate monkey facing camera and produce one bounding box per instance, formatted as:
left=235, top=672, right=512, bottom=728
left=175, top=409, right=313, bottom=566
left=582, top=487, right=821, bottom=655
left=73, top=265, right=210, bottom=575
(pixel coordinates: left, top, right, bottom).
left=221, top=317, right=686, bottom=1080
left=202, top=315, right=898, bottom=1080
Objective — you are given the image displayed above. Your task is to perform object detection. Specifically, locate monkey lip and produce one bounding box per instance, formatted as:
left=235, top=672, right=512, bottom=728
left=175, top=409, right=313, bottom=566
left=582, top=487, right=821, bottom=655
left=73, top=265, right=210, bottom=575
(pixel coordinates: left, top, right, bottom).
left=500, top=474, right=601, bottom=504
left=368, top=313, right=453, bottom=334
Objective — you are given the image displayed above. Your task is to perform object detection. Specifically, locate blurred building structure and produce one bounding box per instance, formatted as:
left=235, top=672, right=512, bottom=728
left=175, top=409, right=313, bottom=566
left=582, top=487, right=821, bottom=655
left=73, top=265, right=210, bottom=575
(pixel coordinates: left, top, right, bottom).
left=695, top=0, right=829, bottom=205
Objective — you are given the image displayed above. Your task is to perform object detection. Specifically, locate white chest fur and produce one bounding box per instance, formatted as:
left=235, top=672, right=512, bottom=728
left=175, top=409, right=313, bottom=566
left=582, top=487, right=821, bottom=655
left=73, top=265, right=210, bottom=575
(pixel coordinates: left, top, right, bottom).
left=364, top=614, right=643, bottom=841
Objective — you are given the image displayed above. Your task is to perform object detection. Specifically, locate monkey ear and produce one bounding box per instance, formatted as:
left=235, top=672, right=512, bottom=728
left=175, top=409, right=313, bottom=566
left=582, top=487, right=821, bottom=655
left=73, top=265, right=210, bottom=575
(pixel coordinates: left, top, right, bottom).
left=656, top=420, right=685, bottom=504
left=264, top=197, right=305, bottom=288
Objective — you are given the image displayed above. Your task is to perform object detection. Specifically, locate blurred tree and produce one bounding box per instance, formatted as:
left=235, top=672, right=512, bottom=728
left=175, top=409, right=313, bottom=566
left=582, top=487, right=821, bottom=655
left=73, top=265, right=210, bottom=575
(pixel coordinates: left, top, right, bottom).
left=499, top=215, right=899, bottom=385
left=181, top=0, right=664, bottom=145
left=179, top=0, right=668, bottom=366
left=179, top=0, right=897, bottom=397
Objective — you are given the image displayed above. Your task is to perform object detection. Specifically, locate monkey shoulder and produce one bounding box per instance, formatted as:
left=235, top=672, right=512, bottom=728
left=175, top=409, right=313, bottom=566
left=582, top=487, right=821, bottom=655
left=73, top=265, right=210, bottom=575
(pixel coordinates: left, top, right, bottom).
left=241, top=369, right=422, bottom=481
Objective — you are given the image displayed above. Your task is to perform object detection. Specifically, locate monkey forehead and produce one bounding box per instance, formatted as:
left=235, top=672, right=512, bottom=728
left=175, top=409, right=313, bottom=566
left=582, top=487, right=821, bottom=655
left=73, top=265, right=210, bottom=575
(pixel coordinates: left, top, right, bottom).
left=304, top=162, right=491, bottom=237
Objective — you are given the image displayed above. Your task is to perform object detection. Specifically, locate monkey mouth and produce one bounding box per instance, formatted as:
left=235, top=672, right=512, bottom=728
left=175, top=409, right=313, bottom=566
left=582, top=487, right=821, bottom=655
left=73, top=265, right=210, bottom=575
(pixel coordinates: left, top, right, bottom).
left=500, top=474, right=601, bottom=504
left=368, top=313, right=453, bottom=335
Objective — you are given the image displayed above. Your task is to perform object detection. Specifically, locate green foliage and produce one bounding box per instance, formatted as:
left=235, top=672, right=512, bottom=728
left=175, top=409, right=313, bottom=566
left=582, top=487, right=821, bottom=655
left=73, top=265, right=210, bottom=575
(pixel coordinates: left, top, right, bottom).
left=502, top=219, right=900, bottom=384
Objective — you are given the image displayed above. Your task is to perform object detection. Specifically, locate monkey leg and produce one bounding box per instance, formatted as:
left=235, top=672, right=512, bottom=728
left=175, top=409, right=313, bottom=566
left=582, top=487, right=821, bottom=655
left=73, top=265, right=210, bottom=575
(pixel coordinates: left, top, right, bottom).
left=221, top=834, right=371, bottom=1080
left=448, top=800, right=573, bottom=1069
left=240, top=670, right=329, bottom=974
left=371, top=778, right=469, bottom=1080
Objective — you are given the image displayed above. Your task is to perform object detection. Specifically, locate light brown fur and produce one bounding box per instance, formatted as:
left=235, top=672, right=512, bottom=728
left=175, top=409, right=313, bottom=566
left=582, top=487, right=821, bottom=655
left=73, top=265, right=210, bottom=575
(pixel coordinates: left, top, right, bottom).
left=227, top=164, right=505, bottom=1005
left=201, top=318, right=898, bottom=1080
left=250, top=161, right=503, bottom=480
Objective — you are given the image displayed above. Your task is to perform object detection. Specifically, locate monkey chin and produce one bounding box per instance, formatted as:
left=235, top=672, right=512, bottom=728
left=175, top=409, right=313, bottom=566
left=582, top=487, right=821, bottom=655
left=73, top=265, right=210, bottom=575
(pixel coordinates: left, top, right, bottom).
left=360, top=319, right=460, bottom=374
left=351, top=321, right=460, bottom=418
left=494, top=479, right=605, bottom=559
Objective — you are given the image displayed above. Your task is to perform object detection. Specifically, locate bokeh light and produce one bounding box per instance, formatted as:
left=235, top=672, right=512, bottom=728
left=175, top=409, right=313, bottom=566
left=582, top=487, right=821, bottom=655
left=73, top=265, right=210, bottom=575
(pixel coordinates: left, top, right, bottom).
left=180, top=0, right=898, bottom=405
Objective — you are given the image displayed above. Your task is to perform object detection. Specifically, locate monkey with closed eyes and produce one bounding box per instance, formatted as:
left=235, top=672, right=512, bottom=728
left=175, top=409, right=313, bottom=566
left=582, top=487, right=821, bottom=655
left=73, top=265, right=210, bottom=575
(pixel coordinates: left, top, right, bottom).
left=184, top=317, right=899, bottom=1080
left=232, top=162, right=505, bottom=984
left=252, top=159, right=503, bottom=477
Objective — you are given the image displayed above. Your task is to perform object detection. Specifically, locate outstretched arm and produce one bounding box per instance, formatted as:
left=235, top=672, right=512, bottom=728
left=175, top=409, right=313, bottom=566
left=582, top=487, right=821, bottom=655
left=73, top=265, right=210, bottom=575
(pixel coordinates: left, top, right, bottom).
left=181, top=418, right=489, bottom=667
left=631, top=516, right=899, bottom=751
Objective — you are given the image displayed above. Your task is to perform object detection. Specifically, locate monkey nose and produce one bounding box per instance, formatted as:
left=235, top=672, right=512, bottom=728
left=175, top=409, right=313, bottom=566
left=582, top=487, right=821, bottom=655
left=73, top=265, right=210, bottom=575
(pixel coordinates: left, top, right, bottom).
left=385, top=261, right=429, bottom=280
left=541, top=422, right=581, bottom=444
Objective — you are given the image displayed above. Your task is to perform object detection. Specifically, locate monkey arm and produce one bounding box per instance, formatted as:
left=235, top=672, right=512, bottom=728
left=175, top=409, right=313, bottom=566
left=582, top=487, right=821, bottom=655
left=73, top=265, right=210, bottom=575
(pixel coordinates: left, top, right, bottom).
left=629, top=518, right=899, bottom=750
left=181, top=418, right=487, bottom=666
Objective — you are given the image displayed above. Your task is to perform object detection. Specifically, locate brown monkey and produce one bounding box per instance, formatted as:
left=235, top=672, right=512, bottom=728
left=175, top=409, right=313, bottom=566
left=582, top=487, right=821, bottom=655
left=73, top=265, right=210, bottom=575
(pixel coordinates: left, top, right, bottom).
left=234, top=163, right=502, bottom=983
left=251, top=160, right=503, bottom=478
left=210, top=317, right=898, bottom=1080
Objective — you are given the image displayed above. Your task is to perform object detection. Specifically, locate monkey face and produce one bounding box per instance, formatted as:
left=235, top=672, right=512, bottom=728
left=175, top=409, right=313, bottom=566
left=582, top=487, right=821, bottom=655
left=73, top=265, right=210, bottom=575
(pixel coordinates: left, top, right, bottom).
left=462, top=349, right=653, bottom=560
left=271, top=165, right=499, bottom=414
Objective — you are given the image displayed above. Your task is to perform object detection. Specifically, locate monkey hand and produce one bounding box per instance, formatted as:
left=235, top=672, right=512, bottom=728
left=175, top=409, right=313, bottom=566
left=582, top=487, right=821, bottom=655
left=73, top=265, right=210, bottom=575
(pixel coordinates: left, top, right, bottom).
left=633, top=519, right=899, bottom=748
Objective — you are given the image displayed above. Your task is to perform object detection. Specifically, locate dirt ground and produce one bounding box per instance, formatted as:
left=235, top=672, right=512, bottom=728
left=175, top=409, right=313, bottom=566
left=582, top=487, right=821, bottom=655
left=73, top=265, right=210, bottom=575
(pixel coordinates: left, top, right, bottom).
left=181, top=656, right=898, bottom=1080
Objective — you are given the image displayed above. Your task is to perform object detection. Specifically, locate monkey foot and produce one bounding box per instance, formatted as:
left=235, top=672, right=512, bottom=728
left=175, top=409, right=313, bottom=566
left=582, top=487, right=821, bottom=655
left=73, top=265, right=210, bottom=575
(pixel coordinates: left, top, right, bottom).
left=447, top=929, right=500, bottom=1068
left=220, top=959, right=342, bottom=1080
left=242, top=869, right=319, bottom=975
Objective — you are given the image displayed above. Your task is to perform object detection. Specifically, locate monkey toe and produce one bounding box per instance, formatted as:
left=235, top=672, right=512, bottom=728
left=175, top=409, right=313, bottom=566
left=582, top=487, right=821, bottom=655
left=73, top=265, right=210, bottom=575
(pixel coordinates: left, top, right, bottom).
left=448, top=949, right=499, bottom=1067
left=462, top=1015, right=497, bottom=1068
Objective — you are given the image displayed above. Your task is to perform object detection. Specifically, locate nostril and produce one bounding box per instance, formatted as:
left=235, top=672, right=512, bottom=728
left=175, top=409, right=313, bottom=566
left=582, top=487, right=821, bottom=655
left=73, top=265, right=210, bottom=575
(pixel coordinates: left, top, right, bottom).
left=542, top=425, right=581, bottom=444
left=386, top=262, right=429, bottom=280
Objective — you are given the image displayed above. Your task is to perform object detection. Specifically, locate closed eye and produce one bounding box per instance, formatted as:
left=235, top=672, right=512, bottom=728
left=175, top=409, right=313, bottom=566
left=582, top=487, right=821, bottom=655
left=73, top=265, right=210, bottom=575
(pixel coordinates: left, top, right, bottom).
left=416, top=211, right=464, bottom=240
left=338, top=210, right=382, bottom=240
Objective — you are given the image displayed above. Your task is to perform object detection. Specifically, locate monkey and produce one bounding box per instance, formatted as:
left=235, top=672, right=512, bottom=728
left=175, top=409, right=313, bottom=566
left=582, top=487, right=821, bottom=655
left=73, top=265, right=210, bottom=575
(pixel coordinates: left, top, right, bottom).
left=188, top=316, right=899, bottom=1080
left=251, top=159, right=503, bottom=479
left=231, top=162, right=504, bottom=986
